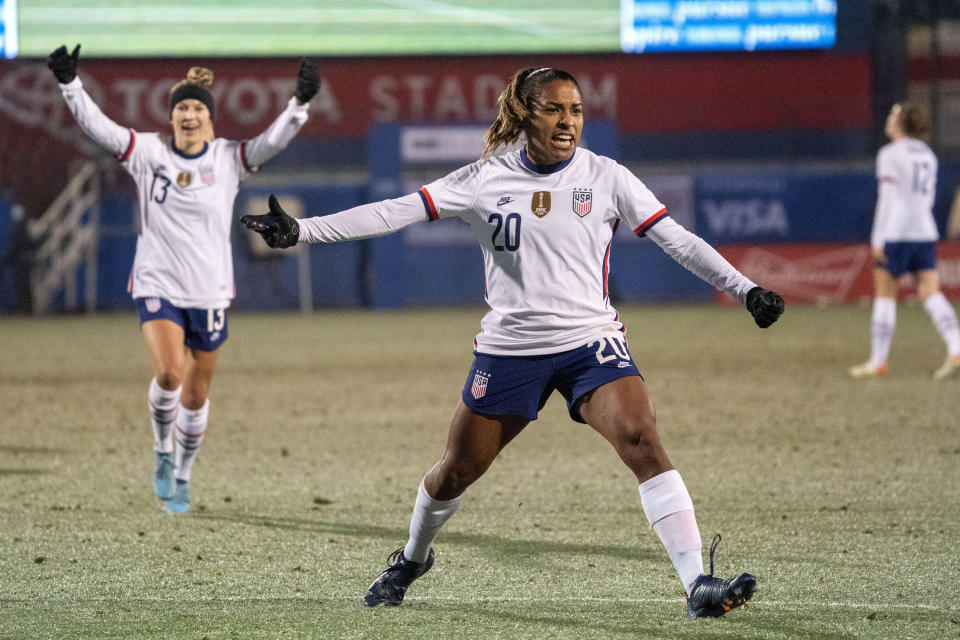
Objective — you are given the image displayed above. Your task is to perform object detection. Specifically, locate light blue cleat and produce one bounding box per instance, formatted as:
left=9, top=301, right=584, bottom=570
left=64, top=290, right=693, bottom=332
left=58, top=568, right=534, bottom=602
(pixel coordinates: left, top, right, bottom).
left=153, top=452, right=174, bottom=500
left=163, top=479, right=190, bottom=514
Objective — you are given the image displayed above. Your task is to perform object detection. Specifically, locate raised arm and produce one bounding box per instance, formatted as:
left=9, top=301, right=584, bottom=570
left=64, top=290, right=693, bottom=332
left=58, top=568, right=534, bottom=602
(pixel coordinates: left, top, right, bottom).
left=241, top=59, right=319, bottom=169
left=49, top=44, right=132, bottom=158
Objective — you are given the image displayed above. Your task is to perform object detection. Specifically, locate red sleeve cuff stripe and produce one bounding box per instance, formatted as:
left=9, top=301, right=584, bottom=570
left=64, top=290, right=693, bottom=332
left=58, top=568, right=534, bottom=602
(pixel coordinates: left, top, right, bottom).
left=878, top=176, right=897, bottom=184
left=419, top=188, right=439, bottom=221
left=240, top=141, right=254, bottom=173
left=117, top=129, right=135, bottom=162
left=634, top=208, right=668, bottom=237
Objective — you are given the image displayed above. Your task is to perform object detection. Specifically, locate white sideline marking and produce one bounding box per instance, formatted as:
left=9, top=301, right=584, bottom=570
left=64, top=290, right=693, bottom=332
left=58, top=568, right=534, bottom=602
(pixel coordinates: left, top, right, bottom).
left=2, top=595, right=955, bottom=613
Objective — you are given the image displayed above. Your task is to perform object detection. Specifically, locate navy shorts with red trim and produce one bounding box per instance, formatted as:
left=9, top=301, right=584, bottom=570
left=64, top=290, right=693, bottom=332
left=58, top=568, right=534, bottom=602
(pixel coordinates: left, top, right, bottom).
left=461, top=336, right=642, bottom=423
left=135, top=297, right=228, bottom=352
left=882, top=241, right=936, bottom=278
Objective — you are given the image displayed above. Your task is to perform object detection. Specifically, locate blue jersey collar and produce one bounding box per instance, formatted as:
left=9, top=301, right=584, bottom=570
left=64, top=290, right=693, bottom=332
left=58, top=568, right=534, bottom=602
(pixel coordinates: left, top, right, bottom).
left=172, top=140, right=208, bottom=159
left=520, top=148, right=575, bottom=174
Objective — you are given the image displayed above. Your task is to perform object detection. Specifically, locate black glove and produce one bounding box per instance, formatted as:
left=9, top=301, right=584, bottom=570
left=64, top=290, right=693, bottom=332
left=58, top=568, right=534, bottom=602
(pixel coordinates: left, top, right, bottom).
left=240, top=195, right=300, bottom=249
left=47, top=44, right=80, bottom=84
left=746, top=286, right=785, bottom=328
left=295, top=58, right=320, bottom=104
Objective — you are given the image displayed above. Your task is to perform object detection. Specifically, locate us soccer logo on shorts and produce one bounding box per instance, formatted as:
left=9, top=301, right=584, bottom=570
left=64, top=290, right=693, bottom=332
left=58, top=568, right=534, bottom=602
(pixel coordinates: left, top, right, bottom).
left=531, top=191, right=551, bottom=218
left=145, top=297, right=162, bottom=313
left=176, top=171, right=192, bottom=188
left=471, top=370, right=491, bottom=399
left=572, top=189, right=592, bottom=217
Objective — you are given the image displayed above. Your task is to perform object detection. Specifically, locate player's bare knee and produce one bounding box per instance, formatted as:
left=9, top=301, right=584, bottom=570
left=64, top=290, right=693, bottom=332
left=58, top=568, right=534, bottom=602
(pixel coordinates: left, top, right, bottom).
left=155, top=371, right=182, bottom=391
left=433, top=461, right=486, bottom=497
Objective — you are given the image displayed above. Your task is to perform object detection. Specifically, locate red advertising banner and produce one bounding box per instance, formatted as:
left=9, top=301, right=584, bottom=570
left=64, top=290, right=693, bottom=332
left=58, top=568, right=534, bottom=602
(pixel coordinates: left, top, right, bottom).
left=0, top=53, right=871, bottom=142
left=0, top=52, right=871, bottom=214
left=716, top=241, right=960, bottom=305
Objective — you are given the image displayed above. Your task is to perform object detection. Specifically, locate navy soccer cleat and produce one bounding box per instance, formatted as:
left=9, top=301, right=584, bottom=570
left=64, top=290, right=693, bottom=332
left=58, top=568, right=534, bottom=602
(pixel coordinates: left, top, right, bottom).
left=363, top=547, right=434, bottom=607
left=686, top=534, right=756, bottom=618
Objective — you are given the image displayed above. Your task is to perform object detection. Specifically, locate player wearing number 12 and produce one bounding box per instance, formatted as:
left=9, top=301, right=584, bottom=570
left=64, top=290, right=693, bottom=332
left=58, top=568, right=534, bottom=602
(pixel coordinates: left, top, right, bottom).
left=849, top=102, right=960, bottom=379
left=48, top=44, right=321, bottom=513
left=243, top=67, right=785, bottom=617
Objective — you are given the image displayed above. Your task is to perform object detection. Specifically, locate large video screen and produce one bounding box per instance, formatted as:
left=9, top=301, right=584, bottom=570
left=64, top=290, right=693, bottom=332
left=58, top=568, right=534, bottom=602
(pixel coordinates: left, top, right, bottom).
left=11, top=0, right=620, bottom=57
left=1, top=0, right=16, bottom=58
left=8, top=0, right=836, bottom=59
left=621, top=1, right=837, bottom=52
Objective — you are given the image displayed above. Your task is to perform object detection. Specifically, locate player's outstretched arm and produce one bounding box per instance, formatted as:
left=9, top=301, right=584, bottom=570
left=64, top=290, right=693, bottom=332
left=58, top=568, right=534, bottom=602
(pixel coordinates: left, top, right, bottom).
left=47, top=44, right=80, bottom=84
left=240, top=194, right=300, bottom=249
left=745, top=286, right=785, bottom=328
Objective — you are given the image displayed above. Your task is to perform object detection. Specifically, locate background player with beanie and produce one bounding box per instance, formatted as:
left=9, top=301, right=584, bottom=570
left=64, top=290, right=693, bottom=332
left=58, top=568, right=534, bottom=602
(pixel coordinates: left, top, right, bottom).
left=47, top=44, right=321, bottom=513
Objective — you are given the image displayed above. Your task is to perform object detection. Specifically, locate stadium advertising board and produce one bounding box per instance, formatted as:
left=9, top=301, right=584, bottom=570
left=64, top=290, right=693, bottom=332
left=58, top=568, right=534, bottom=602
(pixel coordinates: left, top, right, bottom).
left=716, top=241, right=960, bottom=305
left=0, top=53, right=870, bottom=142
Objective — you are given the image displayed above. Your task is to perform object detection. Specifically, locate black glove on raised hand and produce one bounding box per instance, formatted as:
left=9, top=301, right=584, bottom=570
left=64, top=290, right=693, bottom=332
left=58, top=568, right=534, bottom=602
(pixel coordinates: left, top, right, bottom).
left=240, top=195, right=300, bottom=249
left=295, top=58, right=320, bottom=104
left=746, top=286, right=785, bottom=328
left=47, top=44, right=80, bottom=84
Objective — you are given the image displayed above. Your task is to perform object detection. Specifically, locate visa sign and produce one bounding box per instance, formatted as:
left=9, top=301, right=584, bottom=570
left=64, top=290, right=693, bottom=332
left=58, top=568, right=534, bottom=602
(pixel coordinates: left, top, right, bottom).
left=700, top=198, right=790, bottom=239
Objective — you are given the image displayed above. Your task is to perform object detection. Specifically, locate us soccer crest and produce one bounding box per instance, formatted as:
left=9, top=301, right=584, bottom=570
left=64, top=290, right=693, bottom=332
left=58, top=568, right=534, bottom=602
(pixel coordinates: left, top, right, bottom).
left=176, top=171, right=192, bottom=188
left=471, top=370, right=491, bottom=399
left=531, top=191, right=551, bottom=218
left=572, top=189, right=592, bottom=217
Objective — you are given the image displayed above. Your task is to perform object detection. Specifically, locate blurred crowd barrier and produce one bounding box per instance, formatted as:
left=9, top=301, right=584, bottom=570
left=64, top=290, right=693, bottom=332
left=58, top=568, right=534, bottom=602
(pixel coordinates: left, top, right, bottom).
left=3, top=158, right=959, bottom=313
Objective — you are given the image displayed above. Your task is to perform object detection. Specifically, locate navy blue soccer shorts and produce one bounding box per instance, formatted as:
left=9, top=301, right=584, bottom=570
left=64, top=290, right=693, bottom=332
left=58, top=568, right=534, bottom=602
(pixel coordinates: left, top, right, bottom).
left=882, top=241, right=937, bottom=278
left=461, top=335, right=643, bottom=423
left=135, top=297, right=228, bottom=352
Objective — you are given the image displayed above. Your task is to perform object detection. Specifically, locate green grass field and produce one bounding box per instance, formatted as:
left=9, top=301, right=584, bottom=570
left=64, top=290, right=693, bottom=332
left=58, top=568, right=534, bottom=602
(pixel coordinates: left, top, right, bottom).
left=17, top=0, right=620, bottom=57
left=1, top=304, right=958, bottom=639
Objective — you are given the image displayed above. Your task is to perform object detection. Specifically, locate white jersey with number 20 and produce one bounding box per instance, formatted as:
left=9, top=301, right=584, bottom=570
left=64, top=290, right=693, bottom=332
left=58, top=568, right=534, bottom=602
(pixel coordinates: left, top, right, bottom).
left=421, top=148, right=670, bottom=354
left=297, top=147, right=757, bottom=356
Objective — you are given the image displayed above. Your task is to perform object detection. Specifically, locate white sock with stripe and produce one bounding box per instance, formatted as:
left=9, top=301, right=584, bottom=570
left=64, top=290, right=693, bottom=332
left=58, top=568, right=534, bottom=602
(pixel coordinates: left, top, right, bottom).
left=148, top=378, right=180, bottom=454
left=639, top=470, right=703, bottom=595
left=870, top=297, right=897, bottom=367
left=404, top=478, right=463, bottom=564
left=174, top=400, right=208, bottom=482
left=923, top=292, right=960, bottom=357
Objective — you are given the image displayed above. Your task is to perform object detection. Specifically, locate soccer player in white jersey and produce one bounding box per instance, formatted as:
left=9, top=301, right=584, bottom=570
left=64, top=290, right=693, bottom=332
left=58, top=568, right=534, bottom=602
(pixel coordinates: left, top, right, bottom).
left=849, top=102, right=960, bottom=379
left=47, top=44, right=320, bottom=513
left=243, top=67, right=785, bottom=617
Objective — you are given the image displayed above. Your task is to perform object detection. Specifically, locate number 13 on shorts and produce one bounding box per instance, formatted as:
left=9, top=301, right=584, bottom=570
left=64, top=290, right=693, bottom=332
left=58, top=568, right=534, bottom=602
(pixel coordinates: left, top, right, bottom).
left=207, top=308, right=225, bottom=333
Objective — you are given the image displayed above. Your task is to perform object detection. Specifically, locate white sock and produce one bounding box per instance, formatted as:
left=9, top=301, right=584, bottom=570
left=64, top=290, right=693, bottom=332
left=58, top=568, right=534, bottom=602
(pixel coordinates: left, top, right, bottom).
left=404, top=478, right=462, bottom=564
left=174, top=400, right=208, bottom=482
left=870, top=298, right=897, bottom=367
left=639, top=470, right=703, bottom=595
left=924, top=292, right=960, bottom=357
left=148, top=378, right=180, bottom=454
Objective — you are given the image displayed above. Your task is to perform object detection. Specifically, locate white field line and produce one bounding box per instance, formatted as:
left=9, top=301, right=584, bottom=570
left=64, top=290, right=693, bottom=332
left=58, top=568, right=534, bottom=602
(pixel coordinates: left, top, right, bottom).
left=1, top=595, right=956, bottom=613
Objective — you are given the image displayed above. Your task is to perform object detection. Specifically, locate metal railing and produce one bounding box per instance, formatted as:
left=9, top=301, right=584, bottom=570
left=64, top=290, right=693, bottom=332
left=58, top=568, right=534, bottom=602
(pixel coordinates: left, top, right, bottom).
left=28, top=161, right=100, bottom=315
